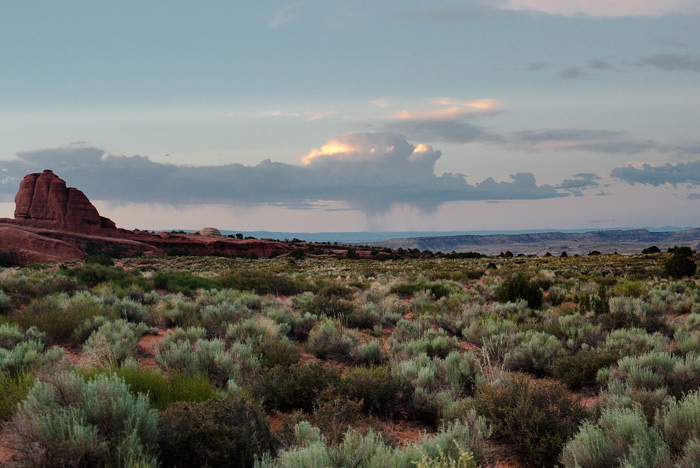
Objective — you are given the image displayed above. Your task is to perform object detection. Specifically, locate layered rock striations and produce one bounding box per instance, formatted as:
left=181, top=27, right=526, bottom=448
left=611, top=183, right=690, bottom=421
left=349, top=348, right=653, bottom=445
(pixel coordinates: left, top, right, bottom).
left=0, top=170, right=297, bottom=264
left=14, top=170, right=116, bottom=232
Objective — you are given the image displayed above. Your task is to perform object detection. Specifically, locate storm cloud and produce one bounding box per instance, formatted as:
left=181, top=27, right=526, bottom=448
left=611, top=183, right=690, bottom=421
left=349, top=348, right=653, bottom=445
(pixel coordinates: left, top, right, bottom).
left=0, top=133, right=567, bottom=213
left=612, top=160, right=700, bottom=186
left=559, top=173, right=602, bottom=196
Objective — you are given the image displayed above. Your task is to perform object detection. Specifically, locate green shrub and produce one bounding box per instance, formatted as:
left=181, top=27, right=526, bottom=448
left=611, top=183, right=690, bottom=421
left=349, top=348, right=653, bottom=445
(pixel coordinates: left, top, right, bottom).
left=226, top=316, right=300, bottom=368
left=0, top=290, right=12, bottom=314
left=252, top=362, right=341, bottom=412
left=217, top=270, right=311, bottom=295
left=341, top=365, right=413, bottom=417
left=404, top=328, right=458, bottom=359
left=0, top=324, right=66, bottom=375
left=666, top=253, right=697, bottom=279
left=158, top=396, right=273, bottom=468
left=659, top=390, right=700, bottom=457
left=503, top=330, right=566, bottom=377
left=85, top=365, right=216, bottom=411
left=82, top=319, right=148, bottom=367
left=413, top=450, right=477, bottom=468
left=351, top=340, right=388, bottom=365
left=475, top=372, right=588, bottom=467
left=346, top=303, right=383, bottom=329
left=306, top=318, right=358, bottom=362
left=496, top=273, right=543, bottom=309
left=602, top=328, right=668, bottom=357
left=0, top=371, right=34, bottom=420
left=152, top=270, right=216, bottom=295
left=597, top=351, right=700, bottom=422
left=554, top=349, right=620, bottom=390
left=15, top=294, right=110, bottom=344
left=256, top=417, right=491, bottom=468
left=560, top=407, right=670, bottom=468
left=157, top=332, right=260, bottom=387
left=66, top=264, right=134, bottom=288
left=8, top=371, right=158, bottom=467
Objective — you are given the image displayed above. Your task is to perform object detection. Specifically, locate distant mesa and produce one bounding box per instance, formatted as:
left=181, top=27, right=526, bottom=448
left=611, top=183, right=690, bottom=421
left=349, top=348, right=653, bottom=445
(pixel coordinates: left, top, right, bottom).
left=198, top=227, right=222, bottom=237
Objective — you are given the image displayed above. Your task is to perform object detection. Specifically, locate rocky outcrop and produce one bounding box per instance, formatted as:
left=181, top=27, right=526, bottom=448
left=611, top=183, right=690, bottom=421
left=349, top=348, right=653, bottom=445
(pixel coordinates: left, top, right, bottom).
left=0, top=170, right=373, bottom=265
left=0, top=227, right=85, bottom=264
left=14, top=170, right=115, bottom=232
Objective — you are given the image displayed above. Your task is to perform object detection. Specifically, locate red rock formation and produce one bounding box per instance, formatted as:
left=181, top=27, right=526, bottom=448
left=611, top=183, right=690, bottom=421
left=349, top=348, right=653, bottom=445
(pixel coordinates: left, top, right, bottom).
left=14, top=170, right=116, bottom=232
left=0, top=227, right=85, bottom=264
left=1, top=170, right=367, bottom=265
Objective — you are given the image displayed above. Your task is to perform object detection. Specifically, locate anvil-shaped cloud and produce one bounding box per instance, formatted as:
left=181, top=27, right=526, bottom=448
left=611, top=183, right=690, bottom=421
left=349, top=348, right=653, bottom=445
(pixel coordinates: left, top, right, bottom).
left=0, top=133, right=566, bottom=213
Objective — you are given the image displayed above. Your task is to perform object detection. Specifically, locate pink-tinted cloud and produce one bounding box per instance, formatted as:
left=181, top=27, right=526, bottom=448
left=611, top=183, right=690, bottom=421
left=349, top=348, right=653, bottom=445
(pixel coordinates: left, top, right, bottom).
left=500, top=0, right=700, bottom=17
left=391, top=97, right=501, bottom=121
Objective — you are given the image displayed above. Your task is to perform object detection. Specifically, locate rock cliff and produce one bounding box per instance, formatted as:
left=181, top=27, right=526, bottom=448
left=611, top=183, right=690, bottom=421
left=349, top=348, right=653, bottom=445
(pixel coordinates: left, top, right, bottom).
left=14, top=170, right=116, bottom=232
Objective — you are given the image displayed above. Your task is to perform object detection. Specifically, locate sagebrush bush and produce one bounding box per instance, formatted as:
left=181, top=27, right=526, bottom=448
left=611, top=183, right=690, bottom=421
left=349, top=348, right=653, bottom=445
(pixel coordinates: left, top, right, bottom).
left=226, top=316, right=300, bottom=368
left=475, top=372, right=588, bottom=467
left=601, top=327, right=668, bottom=357
left=82, top=319, right=149, bottom=367
left=159, top=396, right=273, bottom=468
left=156, top=327, right=261, bottom=386
left=306, top=318, right=359, bottom=362
left=0, top=323, right=66, bottom=375
left=659, top=390, right=700, bottom=457
left=560, top=407, right=670, bottom=468
left=503, top=330, right=567, bottom=377
left=256, top=416, right=491, bottom=468
left=9, top=371, right=159, bottom=467
left=599, top=352, right=700, bottom=420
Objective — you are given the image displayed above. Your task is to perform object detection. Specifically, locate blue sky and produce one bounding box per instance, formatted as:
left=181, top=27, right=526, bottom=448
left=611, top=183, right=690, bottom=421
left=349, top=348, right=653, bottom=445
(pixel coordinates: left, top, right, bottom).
left=1, top=1, right=699, bottom=232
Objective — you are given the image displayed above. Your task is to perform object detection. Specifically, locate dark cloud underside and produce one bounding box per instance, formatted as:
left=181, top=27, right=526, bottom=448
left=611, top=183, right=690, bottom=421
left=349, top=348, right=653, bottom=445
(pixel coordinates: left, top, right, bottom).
left=0, top=133, right=566, bottom=213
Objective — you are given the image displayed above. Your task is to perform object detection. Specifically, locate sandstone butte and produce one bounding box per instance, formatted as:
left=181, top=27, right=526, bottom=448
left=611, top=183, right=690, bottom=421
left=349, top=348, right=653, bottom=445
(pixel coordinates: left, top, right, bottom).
left=0, top=170, right=301, bottom=265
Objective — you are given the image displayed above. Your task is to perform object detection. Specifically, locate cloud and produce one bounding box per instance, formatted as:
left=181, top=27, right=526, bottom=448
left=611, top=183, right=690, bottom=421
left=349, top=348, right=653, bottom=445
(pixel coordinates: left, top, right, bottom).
left=388, top=119, right=501, bottom=144
left=500, top=0, right=700, bottom=17
left=407, top=0, right=700, bottom=19
left=559, top=173, right=602, bottom=196
left=612, top=160, right=700, bottom=186
left=0, top=134, right=567, bottom=214
left=558, top=66, right=590, bottom=80
left=641, top=54, right=700, bottom=73
left=527, top=61, right=549, bottom=71
left=659, top=142, right=700, bottom=157
left=588, top=59, right=613, bottom=70
left=269, top=2, right=304, bottom=28
left=369, top=98, right=391, bottom=108
left=402, top=3, right=497, bottom=21
left=509, top=129, right=657, bottom=154
left=386, top=97, right=503, bottom=144
left=255, top=109, right=334, bottom=121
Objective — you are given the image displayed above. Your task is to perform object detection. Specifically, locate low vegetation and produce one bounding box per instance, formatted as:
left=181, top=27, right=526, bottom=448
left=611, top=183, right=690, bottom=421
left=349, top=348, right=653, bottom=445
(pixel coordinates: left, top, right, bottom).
left=0, top=247, right=698, bottom=467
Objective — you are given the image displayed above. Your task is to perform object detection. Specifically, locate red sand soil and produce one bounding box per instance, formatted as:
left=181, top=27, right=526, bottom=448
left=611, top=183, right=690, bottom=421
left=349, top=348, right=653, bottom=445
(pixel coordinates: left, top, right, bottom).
left=137, top=328, right=169, bottom=369
left=0, top=426, right=19, bottom=467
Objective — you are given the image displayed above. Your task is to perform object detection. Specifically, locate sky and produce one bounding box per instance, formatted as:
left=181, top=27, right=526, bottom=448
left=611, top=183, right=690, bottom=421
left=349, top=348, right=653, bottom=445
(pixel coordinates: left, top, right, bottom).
left=1, top=1, right=699, bottom=233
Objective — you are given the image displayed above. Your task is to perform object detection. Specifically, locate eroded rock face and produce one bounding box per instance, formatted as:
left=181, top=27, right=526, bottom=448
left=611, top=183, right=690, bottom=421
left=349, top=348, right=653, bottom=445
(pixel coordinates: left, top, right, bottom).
left=14, top=170, right=116, bottom=232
